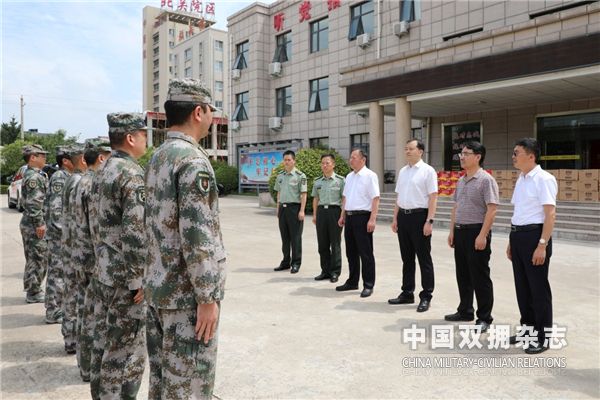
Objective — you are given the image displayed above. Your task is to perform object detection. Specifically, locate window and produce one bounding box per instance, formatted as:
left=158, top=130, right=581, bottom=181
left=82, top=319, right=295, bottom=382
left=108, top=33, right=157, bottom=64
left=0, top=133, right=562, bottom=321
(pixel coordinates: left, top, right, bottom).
left=215, top=40, right=224, bottom=51
left=153, top=95, right=159, bottom=104
left=308, top=77, right=328, bottom=112
left=400, top=0, right=421, bottom=22
left=233, top=91, right=249, bottom=121
left=153, top=59, right=159, bottom=68
left=310, top=137, right=329, bottom=149
left=348, top=1, right=374, bottom=40
left=153, top=33, right=159, bottom=45
left=173, top=54, right=178, bottom=64
left=215, top=100, right=223, bottom=109
left=233, top=41, right=249, bottom=70
left=276, top=86, right=292, bottom=117
left=273, top=31, right=292, bottom=63
left=310, top=18, right=328, bottom=53
left=184, top=67, right=192, bottom=78
left=215, top=81, right=223, bottom=92
left=351, top=133, right=370, bottom=161
left=169, top=28, right=175, bottom=36
left=184, top=48, right=192, bottom=61
left=153, top=47, right=159, bottom=56
left=169, top=41, right=174, bottom=48
left=153, top=71, right=159, bottom=80
left=214, top=60, right=223, bottom=72
left=153, top=83, right=159, bottom=92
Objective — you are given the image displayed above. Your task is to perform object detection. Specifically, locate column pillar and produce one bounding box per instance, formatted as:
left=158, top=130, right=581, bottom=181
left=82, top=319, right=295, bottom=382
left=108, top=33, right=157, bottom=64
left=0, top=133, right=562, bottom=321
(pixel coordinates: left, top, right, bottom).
left=211, top=121, right=218, bottom=160
left=395, top=97, right=411, bottom=174
left=369, top=102, right=384, bottom=191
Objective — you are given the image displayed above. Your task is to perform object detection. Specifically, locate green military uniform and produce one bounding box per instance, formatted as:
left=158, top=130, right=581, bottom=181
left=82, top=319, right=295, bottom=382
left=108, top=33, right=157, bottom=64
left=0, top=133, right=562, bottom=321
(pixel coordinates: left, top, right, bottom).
left=274, top=167, right=307, bottom=271
left=312, top=173, right=345, bottom=279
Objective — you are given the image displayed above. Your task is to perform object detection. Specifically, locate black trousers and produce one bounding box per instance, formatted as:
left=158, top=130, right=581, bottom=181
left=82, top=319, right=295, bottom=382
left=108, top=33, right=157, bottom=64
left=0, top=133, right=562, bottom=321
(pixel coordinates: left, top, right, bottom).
left=278, top=203, right=303, bottom=268
left=344, top=213, right=375, bottom=289
left=510, top=228, right=553, bottom=343
left=316, top=206, right=342, bottom=277
left=397, top=212, right=434, bottom=300
left=453, top=227, right=494, bottom=323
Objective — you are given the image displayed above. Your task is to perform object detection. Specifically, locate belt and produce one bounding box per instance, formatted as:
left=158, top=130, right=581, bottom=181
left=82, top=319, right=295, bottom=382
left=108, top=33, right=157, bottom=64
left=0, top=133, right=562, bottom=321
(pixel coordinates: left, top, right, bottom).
left=511, top=224, right=543, bottom=232
left=281, top=203, right=300, bottom=208
left=346, top=210, right=371, bottom=216
left=318, top=205, right=340, bottom=209
left=454, top=223, right=483, bottom=230
left=399, top=208, right=428, bottom=214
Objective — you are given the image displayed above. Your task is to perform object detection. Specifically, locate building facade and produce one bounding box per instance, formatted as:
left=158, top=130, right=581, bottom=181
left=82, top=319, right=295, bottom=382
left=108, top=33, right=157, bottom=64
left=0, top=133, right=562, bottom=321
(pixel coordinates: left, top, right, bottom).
left=142, top=6, right=229, bottom=159
left=227, top=0, right=600, bottom=187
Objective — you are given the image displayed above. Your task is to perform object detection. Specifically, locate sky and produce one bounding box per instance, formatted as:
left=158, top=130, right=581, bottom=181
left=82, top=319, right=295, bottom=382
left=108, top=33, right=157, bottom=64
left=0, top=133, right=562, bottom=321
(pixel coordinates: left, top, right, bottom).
left=1, top=0, right=273, bottom=140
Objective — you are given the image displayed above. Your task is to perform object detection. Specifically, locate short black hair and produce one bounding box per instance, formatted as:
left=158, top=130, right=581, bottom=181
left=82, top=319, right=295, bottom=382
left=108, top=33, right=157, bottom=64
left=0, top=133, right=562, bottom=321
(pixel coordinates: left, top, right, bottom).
left=320, top=153, right=335, bottom=162
left=514, top=137, right=540, bottom=163
left=23, top=154, right=32, bottom=163
left=283, top=150, right=296, bottom=159
left=84, top=148, right=109, bottom=165
left=164, top=100, right=207, bottom=127
left=56, top=154, right=70, bottom=168
left=407, top=138, right=425, bottom=152
left=463, top=141, right=486, bottom=166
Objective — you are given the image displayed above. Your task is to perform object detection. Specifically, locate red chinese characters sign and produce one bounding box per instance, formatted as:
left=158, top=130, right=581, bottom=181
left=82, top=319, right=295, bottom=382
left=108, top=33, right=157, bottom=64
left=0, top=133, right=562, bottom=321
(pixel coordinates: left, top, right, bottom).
left=160, top=0, right=211, bottom=15
left=205, top=2, right=215, bottom=15
left=274, top=13, right=285, bottom=32
left=327, top=0, right=341, bottom=11
left=299, top=0, right=311, bottom=22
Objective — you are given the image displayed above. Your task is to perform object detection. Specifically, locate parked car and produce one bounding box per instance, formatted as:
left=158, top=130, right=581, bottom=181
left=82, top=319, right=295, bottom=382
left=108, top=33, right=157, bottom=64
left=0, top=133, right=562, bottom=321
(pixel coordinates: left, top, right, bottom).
left=8, top=165, right=27, bottom=211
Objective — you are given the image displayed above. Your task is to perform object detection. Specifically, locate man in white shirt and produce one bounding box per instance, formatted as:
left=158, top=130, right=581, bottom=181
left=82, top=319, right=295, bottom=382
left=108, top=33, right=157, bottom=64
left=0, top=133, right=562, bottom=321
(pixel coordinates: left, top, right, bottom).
left=507, top=138, right=557, bottom=355
left=389, top=139, right=438, bottom=312
left=336, top=149, right=380, bottom=298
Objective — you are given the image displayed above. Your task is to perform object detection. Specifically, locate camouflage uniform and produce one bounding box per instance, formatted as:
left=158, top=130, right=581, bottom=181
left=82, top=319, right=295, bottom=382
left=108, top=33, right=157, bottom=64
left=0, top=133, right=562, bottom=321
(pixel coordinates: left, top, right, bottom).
left=91, top=113, right=147, bottom=400
left=145, top=79, right=226, bottom=400
left=61, top=145, right=86, bottom=354
left=20, top=145, right=49, bottom=301
left=44, top=151, right=70, bottom=322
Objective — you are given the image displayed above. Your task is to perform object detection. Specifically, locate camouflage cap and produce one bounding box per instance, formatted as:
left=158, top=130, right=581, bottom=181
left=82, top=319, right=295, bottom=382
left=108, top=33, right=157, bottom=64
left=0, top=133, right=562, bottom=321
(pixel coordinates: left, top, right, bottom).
left=167, top=78, right=218, bottom=111
left=66, top=143, right=86, bottom=156
left=22, top=144, right=49, bottom=155
left=107, top=112, right=149, bottom=135
left=85, top=138, right=112, bottom=153
left=55, top=145, right=71, bottom=157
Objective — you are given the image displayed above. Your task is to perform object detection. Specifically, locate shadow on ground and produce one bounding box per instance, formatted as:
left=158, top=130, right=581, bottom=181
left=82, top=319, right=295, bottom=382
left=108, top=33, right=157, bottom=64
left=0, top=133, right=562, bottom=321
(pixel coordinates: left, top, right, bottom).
left=0, top=313, right=46, bottom=329
left=0, top=361, right=85, bottom=394
left=1, top=341, right=68, bottom=363
left=0, top=296, right=30, bottom=307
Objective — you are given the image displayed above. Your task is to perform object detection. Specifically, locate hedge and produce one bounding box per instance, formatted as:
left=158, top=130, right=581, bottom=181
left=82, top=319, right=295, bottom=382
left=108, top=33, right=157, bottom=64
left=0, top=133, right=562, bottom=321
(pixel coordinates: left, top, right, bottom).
left=211, top=160, right=238, bottom=195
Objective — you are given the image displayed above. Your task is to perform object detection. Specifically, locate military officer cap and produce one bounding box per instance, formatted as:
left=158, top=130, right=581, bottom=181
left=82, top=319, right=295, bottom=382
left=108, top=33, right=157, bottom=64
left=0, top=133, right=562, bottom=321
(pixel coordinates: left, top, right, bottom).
left=85, top=138, right=112, bottom=152
left=167, top=78, right=218, bottom=111
left=106, top=112, right=149, bottom=135
left=66, top=143, right=86, bottom=156
left=22, top=144, right=49, bottom=155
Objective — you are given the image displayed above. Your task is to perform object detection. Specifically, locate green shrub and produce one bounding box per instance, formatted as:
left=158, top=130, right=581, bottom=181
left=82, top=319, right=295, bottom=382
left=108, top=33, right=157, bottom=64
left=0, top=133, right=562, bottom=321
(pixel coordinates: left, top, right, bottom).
left=211, top=160, right=238, bottom=194
left=268, top=148, right=350, bottom=213
left=0, top=184, right=8, bottom=194
left=138, top=147, right=155, bottom=169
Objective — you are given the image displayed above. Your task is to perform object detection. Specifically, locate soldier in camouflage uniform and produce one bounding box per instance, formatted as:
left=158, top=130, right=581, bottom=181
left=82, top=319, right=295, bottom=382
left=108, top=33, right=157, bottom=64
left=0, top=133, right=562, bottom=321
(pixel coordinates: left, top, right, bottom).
left=61, top=144, right=88, bottom=354
left=72, top=141, right=112, bottom=383
left=145, top=79, right=227, bottom=400
left=44, top=146, right=73, bottom=323
left=20, top=144, right=49, bottom=304
left=90, top=113, right=148, bottom=399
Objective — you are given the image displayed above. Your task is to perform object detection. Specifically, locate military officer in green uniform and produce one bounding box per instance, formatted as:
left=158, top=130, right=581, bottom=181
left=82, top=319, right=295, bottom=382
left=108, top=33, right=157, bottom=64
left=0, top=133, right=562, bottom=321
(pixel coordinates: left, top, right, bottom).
left=274, top=150, right=307, bottom=274
left=311, top=153, right=345, bottom=283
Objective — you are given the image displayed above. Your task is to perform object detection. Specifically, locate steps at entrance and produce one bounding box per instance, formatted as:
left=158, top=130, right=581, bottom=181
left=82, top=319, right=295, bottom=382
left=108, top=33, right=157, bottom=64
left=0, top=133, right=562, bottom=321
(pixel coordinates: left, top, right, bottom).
left=377, top=193, right=600, bottom=242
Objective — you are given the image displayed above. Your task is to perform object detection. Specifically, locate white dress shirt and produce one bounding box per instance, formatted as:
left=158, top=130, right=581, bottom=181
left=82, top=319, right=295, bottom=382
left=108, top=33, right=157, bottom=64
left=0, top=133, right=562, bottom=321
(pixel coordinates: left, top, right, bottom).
left=511, top=165, right=557, bottom=225
left=343, top=166, right=380, bottom=211
left=395, top=159, right=438, bottom=209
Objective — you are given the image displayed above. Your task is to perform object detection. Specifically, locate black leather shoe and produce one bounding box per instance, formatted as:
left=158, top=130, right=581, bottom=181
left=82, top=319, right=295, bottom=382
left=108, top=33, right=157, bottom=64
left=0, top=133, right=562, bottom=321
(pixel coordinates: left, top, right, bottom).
left=314, top=273, right=329, bottom=281
left=444, top=312, right=474, bottom=322
left=360, top=288, right=373, bottom=298
left=476, top=321, right=490, bottom=333
left=290, top=266, right=300, bottom=274
left=330, top=274, right=339, bottom=283
left=416, top=299, right=430, bottom=312
left=510, top=334, right=532, bottom=345
left=388, top=294, right=415, bottom=305
left=336, top=283, right=359, bottom=292
left=274, top=265, right=290, bottom=271
left=524, top=343, right=548, bottom=354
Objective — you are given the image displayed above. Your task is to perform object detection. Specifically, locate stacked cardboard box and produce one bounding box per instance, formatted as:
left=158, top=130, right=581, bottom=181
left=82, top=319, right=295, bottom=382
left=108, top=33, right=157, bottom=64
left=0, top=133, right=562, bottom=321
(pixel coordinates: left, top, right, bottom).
left=491, top=170, right=518, bottom=199
left=554, top=170, right=599, bottom=202
left=577, top=170, right=599, bottom=202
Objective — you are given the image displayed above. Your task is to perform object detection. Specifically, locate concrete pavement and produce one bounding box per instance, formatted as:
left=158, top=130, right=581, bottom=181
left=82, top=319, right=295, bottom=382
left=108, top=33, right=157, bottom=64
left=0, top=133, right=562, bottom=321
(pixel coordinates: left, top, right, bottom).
left=1, top=195, right=599, bottom=399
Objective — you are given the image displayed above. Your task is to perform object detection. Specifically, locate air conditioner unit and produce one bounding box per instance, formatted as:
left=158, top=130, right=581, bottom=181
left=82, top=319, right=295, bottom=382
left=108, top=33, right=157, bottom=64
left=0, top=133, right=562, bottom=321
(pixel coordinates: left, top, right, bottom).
left=231, top=69, right=241, bottom=80
left=230, top=121, right=240, bottom=131
left=393, top=21, right=410, bottom=37
left=268, top=117, right=282, bottom=130
left=269, top=62, right=282, bottom=77
left=357, top=33, right=371, bottom=48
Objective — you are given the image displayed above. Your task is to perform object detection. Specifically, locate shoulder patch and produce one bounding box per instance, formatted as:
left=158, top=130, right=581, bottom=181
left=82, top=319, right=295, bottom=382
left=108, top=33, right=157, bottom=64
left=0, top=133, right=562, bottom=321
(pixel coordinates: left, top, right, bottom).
left=27, top=180, right=37, bottom=189
left=52, top=182, right=64, bottom=194
left=196, top=171, right=211, bottom=195
left=136, top=186, right=146, bottom=203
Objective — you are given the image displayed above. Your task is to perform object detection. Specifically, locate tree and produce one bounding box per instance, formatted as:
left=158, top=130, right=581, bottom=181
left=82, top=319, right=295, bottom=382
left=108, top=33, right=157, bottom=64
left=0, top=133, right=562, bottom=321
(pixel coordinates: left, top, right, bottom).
left=1, top=116, right=21, bottom=146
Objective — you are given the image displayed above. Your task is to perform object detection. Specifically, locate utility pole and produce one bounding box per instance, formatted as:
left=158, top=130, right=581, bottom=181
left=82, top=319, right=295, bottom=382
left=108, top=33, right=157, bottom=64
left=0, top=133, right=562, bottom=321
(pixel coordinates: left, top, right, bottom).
left=20, top=95, right=25, bottom=140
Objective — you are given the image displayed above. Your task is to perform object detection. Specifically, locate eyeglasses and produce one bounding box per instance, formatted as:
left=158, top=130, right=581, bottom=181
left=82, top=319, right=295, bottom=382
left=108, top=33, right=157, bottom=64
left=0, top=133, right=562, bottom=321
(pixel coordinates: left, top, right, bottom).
left=458, top=152, right=475, bottom=158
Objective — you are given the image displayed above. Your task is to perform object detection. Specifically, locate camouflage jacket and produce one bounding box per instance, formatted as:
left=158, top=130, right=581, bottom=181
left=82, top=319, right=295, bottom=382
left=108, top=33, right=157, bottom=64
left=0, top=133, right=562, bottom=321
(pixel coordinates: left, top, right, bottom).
left=72, top=170, right=96, bottom=277
left=145, top=131, right=227, bottom=309
left=61, top=170, right=84, bottom=271
left=45, top=168, right=71, bottom=238
left=21, top=167, right=48, bottom=227
left=94, top=150, right=146, bottom=290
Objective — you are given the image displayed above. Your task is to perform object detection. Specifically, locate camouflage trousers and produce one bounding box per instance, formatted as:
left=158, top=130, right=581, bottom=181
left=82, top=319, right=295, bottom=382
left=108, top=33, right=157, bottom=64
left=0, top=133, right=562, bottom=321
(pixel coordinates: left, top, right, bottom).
left=76, top=272, right=93, bottom=381
left=147, top=304, right=220, bottom=400
left=19, top=219, right=47, bottom=295
left=44, top=233, right=64, bottom=317
left=91, top=281, right=146, bottom=400
left=61, top=259, right=78, bottom=349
